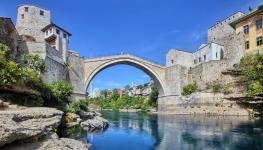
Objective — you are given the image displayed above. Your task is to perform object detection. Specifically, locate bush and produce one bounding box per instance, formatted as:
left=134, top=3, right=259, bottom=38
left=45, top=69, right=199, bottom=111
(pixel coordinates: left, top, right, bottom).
left=246, top=82, right=263, bottom=98
left=49, top=80, right=73, bottom=104
left=238, top=54, right=263, bottom=99
left=67, top=100, right=89, bottom=113
left=22, top=54, right=45, bottom=73
left=0, top=60, right=24, bottom=86
left=182, top=82, right=197, bottom=96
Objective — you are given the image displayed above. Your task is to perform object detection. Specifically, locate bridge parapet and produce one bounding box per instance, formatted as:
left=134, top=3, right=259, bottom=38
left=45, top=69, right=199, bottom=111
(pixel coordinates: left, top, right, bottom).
left=84, top=53, right=165, bottom=68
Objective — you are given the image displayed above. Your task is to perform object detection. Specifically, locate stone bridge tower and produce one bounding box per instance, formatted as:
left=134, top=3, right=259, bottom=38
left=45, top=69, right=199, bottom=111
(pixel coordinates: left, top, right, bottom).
left=16, top=4, right=51, bottom=57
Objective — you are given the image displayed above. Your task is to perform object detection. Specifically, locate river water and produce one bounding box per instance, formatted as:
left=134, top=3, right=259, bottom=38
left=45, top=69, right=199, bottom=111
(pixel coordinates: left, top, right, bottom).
left=85, top=111, right=263, bottom=150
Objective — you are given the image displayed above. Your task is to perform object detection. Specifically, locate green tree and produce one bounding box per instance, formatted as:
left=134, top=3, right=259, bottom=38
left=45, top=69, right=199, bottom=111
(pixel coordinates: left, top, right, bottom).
left=49, top=80, right=73, bottom=104
left=238, top=54, right=263, bottom=99
left=182, top=82, right=198, bottom=96
left=22, top=54, right=45, bottom=73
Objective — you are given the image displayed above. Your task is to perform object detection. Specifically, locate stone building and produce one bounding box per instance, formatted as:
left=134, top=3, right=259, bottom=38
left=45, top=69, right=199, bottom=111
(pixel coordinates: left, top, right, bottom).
left=15, top=4, right=69, bottom=84
left=208, top=12, right=244, bottom=43
left=167, top=42, right=225, bottom=68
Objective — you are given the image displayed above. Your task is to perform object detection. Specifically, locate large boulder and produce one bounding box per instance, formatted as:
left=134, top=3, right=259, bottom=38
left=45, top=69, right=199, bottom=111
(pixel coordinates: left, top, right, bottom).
left=81, top=116, right=109, bottom=132
left=0, top=107, right=63, bottom=147
left=78, top=110, right=96, bottom=120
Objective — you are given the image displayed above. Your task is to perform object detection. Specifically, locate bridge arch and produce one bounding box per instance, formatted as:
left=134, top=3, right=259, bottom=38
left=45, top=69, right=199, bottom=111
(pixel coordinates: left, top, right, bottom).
left=84, top=55, right=166, bottom=96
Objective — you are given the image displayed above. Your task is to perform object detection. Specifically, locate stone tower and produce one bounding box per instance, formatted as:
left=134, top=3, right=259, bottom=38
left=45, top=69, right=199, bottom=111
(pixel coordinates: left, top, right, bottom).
left=16, top=4, right=51, bottom=42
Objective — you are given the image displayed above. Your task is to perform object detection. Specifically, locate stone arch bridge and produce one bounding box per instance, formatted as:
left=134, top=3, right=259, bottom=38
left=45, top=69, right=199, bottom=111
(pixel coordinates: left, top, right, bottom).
left=69, top=53, right=188, bottom=102
left=83, top=54, right=166, bottom=96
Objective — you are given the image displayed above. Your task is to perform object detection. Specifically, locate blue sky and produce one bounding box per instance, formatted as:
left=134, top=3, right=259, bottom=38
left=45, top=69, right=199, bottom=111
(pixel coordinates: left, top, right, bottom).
left=0, top=0, right=261, bottom=90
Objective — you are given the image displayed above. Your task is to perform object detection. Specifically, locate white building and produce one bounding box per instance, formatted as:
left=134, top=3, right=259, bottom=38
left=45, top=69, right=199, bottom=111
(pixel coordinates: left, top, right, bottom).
left=192, top=42, right=224, bottom=66
left=42, top=23, right=71, bottom=62
left=166, top=42, right=224, bottom=68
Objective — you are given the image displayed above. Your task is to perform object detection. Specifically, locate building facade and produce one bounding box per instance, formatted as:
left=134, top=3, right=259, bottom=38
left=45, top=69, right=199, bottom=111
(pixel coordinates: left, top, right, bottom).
left=208, top=12, right=244, bottom=43
left=230, top=4, right=263, bottom=53
left=166, top=42, right=224, bottom=68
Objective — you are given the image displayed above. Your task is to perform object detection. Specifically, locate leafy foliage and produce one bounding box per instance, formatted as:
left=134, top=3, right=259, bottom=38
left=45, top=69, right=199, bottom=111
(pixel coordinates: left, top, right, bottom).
left=246, top=82, right=263, bottom=98
left=49, top=80, right=73, bottom=104
left=182, top=82, right=197, bottom=96
left=0, top=43, right=74, bottom=109
left=22, top=54, right=45, bottom=73
left=88, top=92, right=152, bottom=111
left=238, top=54, right=263, bottom=99
left=67, top=100, right=89, bottom=113
left=239, top=54, right=263, bottom=84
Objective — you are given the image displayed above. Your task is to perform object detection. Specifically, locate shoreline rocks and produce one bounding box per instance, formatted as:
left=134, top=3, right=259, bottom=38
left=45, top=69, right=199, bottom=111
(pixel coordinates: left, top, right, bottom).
left=65, top=110, right=109, bottom=132
left=0, top=107, right=91, bottom=150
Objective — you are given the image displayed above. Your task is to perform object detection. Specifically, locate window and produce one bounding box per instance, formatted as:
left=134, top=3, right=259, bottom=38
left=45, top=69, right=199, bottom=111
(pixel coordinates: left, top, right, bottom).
left=40, top=10, right=44, bottom=16
left=49, top=28, right=52, bottom=33
left=243, top=25, right=249, bottom=34
left=63, top=33, right=67, bottom=38
left=171, top=59, right=174, bottom=64
left=220, top=49, right=224, bottom=60
left=245, top=41, right=249, bottom=49
left=203, top=55, right=206, bottom=61
left=56, top=29, right=60, bottom=34
left=256, top=19, right=262, bottom=30
left=46, top=31, right=48, bottom=36
left=198, top=57, right=201, bottom=62
left=216, top=52, right=218, bottom=58
left=21, top=14, right=24, bottom=19
left=194, top=59, right=197, bottom=64
left=24, top=7, right=29, bottom=12
left=256, top=36, right=263, bottom=46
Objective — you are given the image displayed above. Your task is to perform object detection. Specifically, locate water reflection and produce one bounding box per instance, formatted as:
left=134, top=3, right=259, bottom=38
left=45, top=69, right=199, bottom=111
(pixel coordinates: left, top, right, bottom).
left=86, top=111, right=263, bottom=150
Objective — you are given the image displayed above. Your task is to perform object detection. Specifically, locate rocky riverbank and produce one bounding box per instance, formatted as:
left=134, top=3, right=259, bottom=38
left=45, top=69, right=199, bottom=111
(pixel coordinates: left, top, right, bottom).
left=0, top=106, right=109, bottom=149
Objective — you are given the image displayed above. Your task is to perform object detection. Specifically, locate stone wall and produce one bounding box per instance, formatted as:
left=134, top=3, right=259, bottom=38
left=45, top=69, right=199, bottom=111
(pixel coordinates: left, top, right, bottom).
left=16, top=4, right=51, bottom=43
left=165, top=65, right=189, bottom=96
left=208, top=12, right=244, bottom=43
left=158, top=93, right=248, bottom=115
left=166, top=49, right=193, bottom=68
left=68, top=51, right=86, bottom=99
left=42, top=56, right=67, bottom=84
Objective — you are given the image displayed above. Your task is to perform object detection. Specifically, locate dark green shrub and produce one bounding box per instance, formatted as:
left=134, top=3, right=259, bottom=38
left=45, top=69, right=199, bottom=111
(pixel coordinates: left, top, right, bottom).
left=238, top=54, right=263, bottom=99
left=49, top=80, right=73, bottom=104
left=67, top=100, right=89, bottom=113
left=21, top=54, right=45, bottom=73
left=182, top=82, right=197, bottom=96
left=246, top=82, right=263, bottom=98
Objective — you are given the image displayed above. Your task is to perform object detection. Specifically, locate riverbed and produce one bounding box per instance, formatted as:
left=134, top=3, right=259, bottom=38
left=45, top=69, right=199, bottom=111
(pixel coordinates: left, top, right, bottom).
left=77, top=111, right=263, bottom=150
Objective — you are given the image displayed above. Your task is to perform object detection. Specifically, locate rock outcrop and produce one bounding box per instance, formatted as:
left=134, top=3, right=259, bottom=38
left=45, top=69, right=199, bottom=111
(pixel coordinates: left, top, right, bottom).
left=0, top=107, right=90, bottom=149
left=65, top=110, right=109, bottom=132
left=81, top=116, right=109, bottom=132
